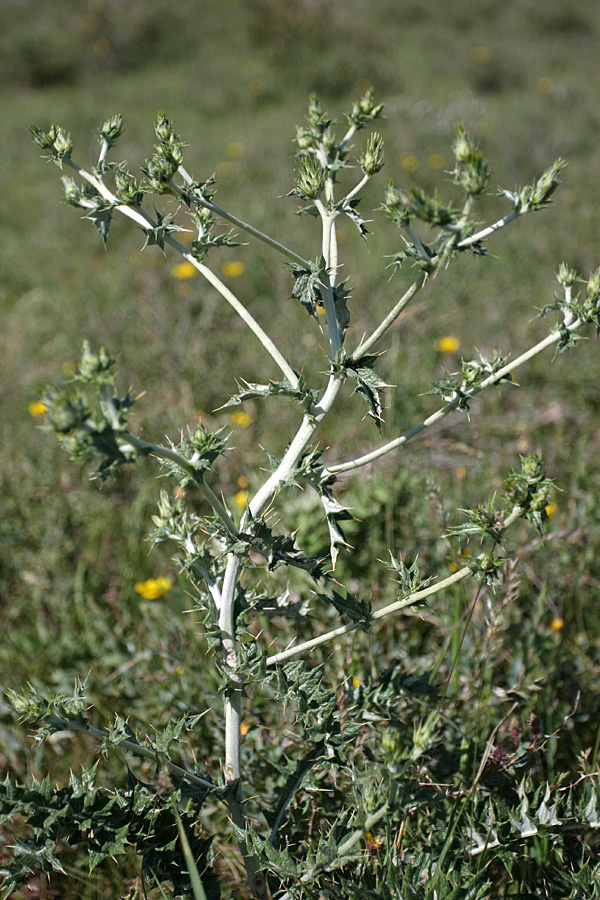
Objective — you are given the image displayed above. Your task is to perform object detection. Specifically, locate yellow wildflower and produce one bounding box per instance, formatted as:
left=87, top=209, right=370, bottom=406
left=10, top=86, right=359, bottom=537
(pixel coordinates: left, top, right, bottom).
left=28, top=400, right=47, bottom=418
left=352, top=676, right=362, bottom=688
left=537, top=77, right=555, bottom=94
left=545, top=501, right=558, bottom=518
left=226, top=141, right=245, bottom=159
left=231, top=410, right=252, bottom=428
left=171, top=261, right=198, bottom=280
left=240, top=722, right=251, bottom=736
left=365, top=832, right=384, bottom=851
left=248, top=79, right=267, bottom=97
left=134, top=576, right=172, bottom=600
left=234, top=490, right=249, bottom=509
left=456, top=465, right=467, bottom=482
left=471, top=46, right=492, bottom=64
left=436, top=335, right=460, bottom=354
left=217, top=160, right=236, bottom=178
left=551, top=617, right=564, bottom=631
left=175, top=666, right=185, bottom=676
left=222, top=261, right=245, bottom=278
left=428, top=153, right=445, bottom=170
left=237, top=475, right=250, bottom=489
left=400, top=152, right=419, bottom=173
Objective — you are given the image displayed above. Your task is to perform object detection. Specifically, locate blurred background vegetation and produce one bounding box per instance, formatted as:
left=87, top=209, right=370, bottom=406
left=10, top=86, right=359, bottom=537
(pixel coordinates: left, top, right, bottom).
left=2, top=0, right=600, bottom=895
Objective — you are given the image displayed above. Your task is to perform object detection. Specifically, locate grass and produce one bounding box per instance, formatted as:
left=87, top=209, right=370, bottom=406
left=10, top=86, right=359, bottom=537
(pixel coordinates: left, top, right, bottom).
left=2, top=0, right=600, bottom=896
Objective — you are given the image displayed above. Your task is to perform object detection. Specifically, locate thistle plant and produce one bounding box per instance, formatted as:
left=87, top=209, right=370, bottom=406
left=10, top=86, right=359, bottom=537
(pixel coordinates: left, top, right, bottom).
left=3, top=91, right=600, bottom=899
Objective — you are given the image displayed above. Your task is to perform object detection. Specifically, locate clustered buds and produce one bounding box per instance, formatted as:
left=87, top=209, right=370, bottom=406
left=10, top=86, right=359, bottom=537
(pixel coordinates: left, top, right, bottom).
left=99, top=114, right=124, bottom=150
left=30, top=124, right=73, bottom=165
left=346, top=88, right=384, bottom=128
left=452, top=124, right=490, bottom=196
left=141, top=113, right=185, bottom=195
left=501, top=159, right=567, bottom=214
left=504, top=454, right=554, bottom=534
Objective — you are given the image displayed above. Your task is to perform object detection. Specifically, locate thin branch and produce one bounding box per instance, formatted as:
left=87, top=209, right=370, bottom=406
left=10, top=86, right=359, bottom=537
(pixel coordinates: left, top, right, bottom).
left=266, top=564, right=472, bottom=666
left=333, top=317, right=583, bottom=474
left=47, top=714, right=217, bottom=793
left=177, top=165, right=311, bottom=269
left=344, top=171, right=371, bottom=205
left=316, top=199, right=343, bottom=355
left=247, top=373, right=344, bottom=520
left=65, top=159, right=299, bottom=388
left=166, top=238, right=300, bottom=389
left=120, top=432, right=239, bottom=538
left=457, top=209, right=520, bottom=249
left=350, top=273, right=427, bottom=363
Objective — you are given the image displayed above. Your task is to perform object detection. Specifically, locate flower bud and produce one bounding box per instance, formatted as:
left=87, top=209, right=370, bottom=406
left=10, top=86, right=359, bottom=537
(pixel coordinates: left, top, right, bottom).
left=360, top=133, right=385, bottom=175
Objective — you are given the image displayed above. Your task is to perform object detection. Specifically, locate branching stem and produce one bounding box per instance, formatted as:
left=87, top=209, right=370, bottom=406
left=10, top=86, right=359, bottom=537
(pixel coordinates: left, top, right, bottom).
left=64, top=159, right=299, bottom=388
left=350, top=273, right=427, bottom=362
left=333, top=317, right=582, bottom=474
left=177, top=164, right=311, bottom=269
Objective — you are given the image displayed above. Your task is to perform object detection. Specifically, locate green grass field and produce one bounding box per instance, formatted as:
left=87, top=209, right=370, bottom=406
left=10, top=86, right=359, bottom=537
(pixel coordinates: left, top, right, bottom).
left=2, top=1, right=600, bottom=896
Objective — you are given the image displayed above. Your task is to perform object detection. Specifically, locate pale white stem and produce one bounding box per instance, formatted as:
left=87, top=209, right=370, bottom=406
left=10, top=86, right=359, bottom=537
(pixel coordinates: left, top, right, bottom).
left=177, top=165, right=311, bottom=269
left=350, top=273, right=426, bottom=363
left=121, top=432, right=239, bottom=537
left=316, top=199, right=342, bottom=355
left=247, top=374, right=344, bottom=520
left=457, top=210, right=520, bottom=249
left=266, top=565, right=472, bottom=667
left=65, top=159, right=299, bottom=388
left=339, top=122, right=358, bottom=152
left=344, top=172, right=371, bottom=204
left=65, top=159, right=154, bottom=230
left=333, top=318, right=583, bottom=474
left=166, top=240, right=300, bottom=389
left=220, top=553, right=243, bottom=784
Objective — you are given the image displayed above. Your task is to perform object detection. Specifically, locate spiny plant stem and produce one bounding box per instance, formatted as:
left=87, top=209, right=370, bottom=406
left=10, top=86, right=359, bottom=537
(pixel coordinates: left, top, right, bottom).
left=316, top=199, right=342, bottom=355
left=120, top=432, right=239, bottom=537
left=266, top=564, right=472, bottom=666
left=457, top=209, right=520, bottom=249
left=350, top=273, right=427, bottom=362
left=65, top=159, right=299, bottom=388
left=177, top=165, right=311, bottom=269
left=46, top=714, right=217, bottom=793
left=247, top=373, right=344, bottom=520
left=334, top=317, right=582, bottom=474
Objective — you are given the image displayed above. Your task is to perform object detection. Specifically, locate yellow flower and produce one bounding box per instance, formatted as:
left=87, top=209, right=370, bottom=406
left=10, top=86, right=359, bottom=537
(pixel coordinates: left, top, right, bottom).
left=352, top=676, right=362, bottom=688
left=428, top=153, right=445, bottom=170
left=240, top=722, right=251, bottom=736
left=234, top=490, right=249, bottom=509
left=436, top=335, right=460, bottom=354
left=216, top=160, right=236, bottom=177
left=231, top=410, right=252, bottom=428
left=551, top=617, right=564, bottom=631
left=134, top=576, right=172, bottom=600
left=28, top=400, right=47, bottom=418
left=545, top=501, right=558, bottom=518
left=171, top=261, right=198, bottom=280
left=471, top=46, right=492, bottom=64
left=537, top=76, right=555, bottom=94
left=400, top=152, right=419, bottom=173
left=175, top=666, right=185, bottom=676
left=226, top=141, right=245, bottom=159
left=222, top=261, right=246, bottom=278
left=237, top=475, right=250, bottom=489
left=456, top=465, right=467, bottom=482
